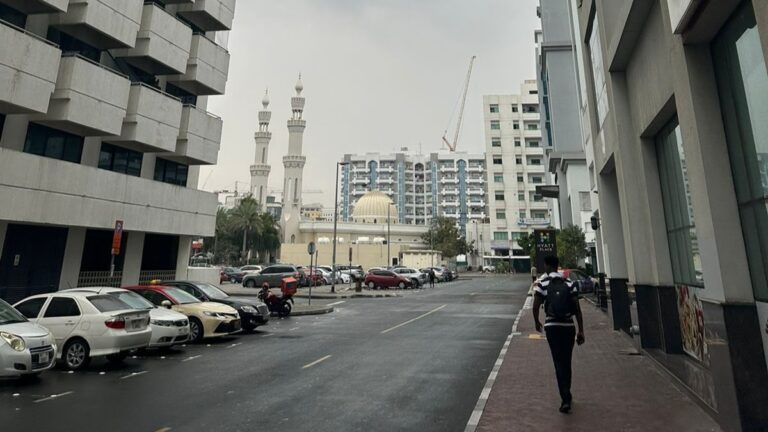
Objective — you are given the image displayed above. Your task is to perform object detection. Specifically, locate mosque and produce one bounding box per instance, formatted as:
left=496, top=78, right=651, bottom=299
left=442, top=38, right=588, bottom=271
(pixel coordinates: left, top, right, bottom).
left=249, top=78, right=437, bottom=270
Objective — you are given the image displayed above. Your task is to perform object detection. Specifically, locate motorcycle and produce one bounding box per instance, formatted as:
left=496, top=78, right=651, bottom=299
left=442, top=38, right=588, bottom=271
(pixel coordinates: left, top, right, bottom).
left=258, top=283, right=294, bottom=317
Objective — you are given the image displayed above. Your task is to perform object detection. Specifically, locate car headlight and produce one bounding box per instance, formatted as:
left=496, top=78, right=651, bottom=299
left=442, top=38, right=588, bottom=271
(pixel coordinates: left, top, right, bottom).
left=0, top=331, right=26, bottom=352
left=240, top=305, right=257, bottom=314
left=150, top=319, right=172, bottom=326
left=203, top=311, right=225, bottom=318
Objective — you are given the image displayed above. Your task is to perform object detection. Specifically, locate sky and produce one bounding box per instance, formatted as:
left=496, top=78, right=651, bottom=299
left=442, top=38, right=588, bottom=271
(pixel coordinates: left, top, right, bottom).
left=201, top=0, right=541, bottom=206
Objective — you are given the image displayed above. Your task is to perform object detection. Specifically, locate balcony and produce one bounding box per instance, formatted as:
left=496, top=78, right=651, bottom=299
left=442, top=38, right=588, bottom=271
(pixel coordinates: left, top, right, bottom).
left=111, top=3, right=193, bottom=75
left=468, top=189, right=485, bottom=195
left=166, top=34, right=229, bottom=95
left=32, top=54, right=130, bottom=136
left=440, top=177, right=458, bottom=184
left=169, top=104, right=222, bottom=165
left=0, top=21, right=61, bottom=114
left=517, top=218, right=551, bottom=227
left=49, top=0, right=144, bottom=49
left=439, top=166, right=457, bottom=173
left=0, top=147, right=217, bottom=236
left=0, top=0, right=67, bottom=13
left=107, top=83, right=182, bottom=153
left=379, top=166, right=395, bottom=173
left=467, top=178, right=484, bottom=184
left=352, top=178, right=368, bottom=184
left=467, top=165, right=484, bottom=172
left=176, top=0, right=236, bottom=32
left=377, top=178, right=394, bottom=184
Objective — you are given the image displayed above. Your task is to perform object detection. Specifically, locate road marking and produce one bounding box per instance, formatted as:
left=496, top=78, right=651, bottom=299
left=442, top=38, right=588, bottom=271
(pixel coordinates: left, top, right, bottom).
left=380, top=304, right=447, bottom=334
left=33, top=391, right=74, bottom=403
left=182, top=355, right=202, bottom=362
left=327, top=300, right=346, bottom=306
left=225, top=342, right=243, bottom=349
left=120, top=371, right=148, bottom=380
left=154, top=428, right=172, bottom=432
left=301, top=355, right=332, bottom=369
left=289, top=327, right=299, bottom=331
left=262, top=333, right=275, bottom=337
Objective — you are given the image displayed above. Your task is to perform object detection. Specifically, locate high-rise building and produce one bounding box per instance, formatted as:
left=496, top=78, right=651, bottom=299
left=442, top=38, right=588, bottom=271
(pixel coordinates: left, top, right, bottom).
left=339, top=152, right=487, bottom=230
left=250, top=90, right=271, bottom=206
left=0, top=0, right=235, bottom=301
left=281, top=76, right=307, bottom=244
left=482, top=82, right=549, bottom=258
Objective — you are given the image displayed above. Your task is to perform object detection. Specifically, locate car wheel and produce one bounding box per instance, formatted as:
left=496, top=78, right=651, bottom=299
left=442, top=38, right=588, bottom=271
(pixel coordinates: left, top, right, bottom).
left=398, top=282, right=406, bottom=290
left=367, top=281, right=375, bottom=289
left=278, top=301, right=292, bottom=317
left=245, top=279, right=256, bottom=288
left=63, top=339, right=90, bottom=371
left=189, top=317, right=204, bottom=343
left=106, top=351, right=129, bottom=364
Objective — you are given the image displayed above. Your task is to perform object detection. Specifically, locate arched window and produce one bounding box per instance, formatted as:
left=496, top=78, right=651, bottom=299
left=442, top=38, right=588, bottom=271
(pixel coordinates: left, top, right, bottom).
left=291, top=234, right=296, bottom=244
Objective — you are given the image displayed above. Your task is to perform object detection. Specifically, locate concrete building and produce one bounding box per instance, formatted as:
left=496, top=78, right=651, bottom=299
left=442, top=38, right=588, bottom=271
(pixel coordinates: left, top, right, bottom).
left=572, top=1, right=768, bottom=430
left=340, top=152, right=487, bottom=231
left=482, top=82, right=550, bottom=261
left=281, top=76, right=307, bottom=244
left=536, top=1, right=596, bottom=259
left=250, top=90, right=271, bottom=206
left=0, top=0, right=235, bottom=302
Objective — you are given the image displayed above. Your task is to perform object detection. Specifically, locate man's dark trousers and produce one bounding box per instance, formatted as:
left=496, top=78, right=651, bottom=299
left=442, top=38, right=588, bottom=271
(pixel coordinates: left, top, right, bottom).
left=545, top=326, right=576, bottom=403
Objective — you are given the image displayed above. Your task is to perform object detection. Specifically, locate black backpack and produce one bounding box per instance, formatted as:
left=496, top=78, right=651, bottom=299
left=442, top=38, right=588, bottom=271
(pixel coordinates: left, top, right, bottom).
left=545, top=277, right=574, bottom=319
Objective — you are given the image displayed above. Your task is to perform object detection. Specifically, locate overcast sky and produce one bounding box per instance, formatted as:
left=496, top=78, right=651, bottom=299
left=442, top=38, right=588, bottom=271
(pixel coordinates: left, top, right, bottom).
left=202, top=0, right=541, bottom=206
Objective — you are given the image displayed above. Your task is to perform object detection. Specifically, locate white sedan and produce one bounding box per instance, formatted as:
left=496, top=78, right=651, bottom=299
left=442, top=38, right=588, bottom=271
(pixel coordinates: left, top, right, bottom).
left=0, top=298, right=57, bottom=378
left=317, top=266, right=351, bottom=284
left=14, top=292, right=152, bottom=370
left=66, top=288, right=190, bottom=349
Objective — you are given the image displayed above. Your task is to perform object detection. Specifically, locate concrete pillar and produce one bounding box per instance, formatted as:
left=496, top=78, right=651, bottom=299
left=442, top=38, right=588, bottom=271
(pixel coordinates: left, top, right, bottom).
left=188, top=166, right=200, bottom=189
left=0, top=116, right=29, bottom=151
left=596, top=169, right=628, bottom=279
left=58, top=227, right=86, bottom=290
left=80, top=137, right=102, bottom=168
left=0, top=221, right=8, bottom=262
left=121, top=232, right=145, bottom=286
left=175, top=235, right=192, bottom=280
left=754, top=0, right=768, bottom=61
left=141, top=154, right=157, bottom=180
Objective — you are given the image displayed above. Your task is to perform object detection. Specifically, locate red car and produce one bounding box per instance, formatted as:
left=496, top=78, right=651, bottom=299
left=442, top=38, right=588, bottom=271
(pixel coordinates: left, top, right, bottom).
left=561, top=269, right=596, bottom=293
left=364, top=269, right=413, bottom=290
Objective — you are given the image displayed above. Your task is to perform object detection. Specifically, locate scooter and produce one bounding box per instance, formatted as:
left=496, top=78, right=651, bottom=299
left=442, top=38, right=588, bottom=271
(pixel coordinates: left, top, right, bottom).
left=258, top=284, right=294, bottom=317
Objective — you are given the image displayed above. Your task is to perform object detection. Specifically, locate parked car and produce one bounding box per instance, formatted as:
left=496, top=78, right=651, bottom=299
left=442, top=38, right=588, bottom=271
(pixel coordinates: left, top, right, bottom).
left=420, top=267, right=446, bottom=282
left=317, top=266, right=351, bottom=284
left=162, top=281, right=270, bottom=331
left=125, top=285, right=241, bottom=343
left=221, top=267, right=246, bottom=284
left=240, top=265, right=263, bottom=275
left=303, top=268, right=327, bottom=286
left=242, top=265, right=304, bottom=288
left=0, top=298, right=57, bottom=378
left=14, top=292, right=152, bottom=370
left=338, top=265, right=364, bottom=281
left=364, top=270, right=413, bottom=289
left=393, top=268, right=426, bottom=287
left=64, top=288, right=190, bottom=349
left=482, top=265, right=496, bottom=273
left=561, top=269, right=596, bottom=293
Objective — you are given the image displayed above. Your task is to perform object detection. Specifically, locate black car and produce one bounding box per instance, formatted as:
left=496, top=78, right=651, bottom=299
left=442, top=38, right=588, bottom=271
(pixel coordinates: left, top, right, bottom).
left=221, top=267, right=246, bottom=283
left=163, top=281, right=270, bottom=331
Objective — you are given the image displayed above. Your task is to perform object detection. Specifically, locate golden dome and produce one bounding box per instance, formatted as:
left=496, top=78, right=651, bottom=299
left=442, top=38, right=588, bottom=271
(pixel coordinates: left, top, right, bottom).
left=351, top=190, right=397, bottom=224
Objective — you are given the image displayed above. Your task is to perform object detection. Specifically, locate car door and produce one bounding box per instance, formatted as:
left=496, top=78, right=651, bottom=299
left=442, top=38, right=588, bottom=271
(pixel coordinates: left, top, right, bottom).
left=38, top=297, right=83, bottom=346
left=382, top=271, right=397, bottom=287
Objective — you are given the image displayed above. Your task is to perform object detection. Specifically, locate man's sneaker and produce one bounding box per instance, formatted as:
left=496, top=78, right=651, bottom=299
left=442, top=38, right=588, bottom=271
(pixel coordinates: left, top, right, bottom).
left=559, top=401, right=571, bottom=413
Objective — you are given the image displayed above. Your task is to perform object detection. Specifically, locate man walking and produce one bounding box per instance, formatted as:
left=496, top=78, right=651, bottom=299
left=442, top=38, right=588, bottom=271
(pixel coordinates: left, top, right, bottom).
left=428, top=269, right=436, bottom=288
left=532, top=255, right=585, bottom=413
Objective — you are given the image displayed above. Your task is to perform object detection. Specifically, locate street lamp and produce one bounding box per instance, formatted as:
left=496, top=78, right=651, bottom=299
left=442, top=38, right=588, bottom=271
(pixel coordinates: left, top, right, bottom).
left=387, top=202, right=396, bottom=267
left=331, top=161, right=349, bottom=293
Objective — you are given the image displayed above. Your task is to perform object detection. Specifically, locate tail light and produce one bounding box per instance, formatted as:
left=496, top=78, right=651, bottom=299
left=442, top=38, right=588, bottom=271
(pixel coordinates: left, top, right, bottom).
left=105, top=318, right=126, bottom=329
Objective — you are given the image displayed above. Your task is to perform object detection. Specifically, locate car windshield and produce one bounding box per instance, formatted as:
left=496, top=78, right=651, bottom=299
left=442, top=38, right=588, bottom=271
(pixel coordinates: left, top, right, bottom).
left=111, top=291, right=154, bottom=310
left=0, top=299, right=27, bottom=325
left=165, top=287, right=201, bottom=304
left=88, top=295, right=134, bottom=313
left=196, top=283, right=228, bottom=300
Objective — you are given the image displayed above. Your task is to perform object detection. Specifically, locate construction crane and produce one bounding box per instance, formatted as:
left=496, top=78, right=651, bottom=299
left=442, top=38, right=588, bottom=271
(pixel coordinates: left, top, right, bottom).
left=442, top=55, right=476, bottom=152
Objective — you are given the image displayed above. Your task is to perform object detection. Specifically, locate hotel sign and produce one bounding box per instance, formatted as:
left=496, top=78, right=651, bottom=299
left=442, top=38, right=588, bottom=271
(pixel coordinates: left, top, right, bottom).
left=667, top=0, right=701, bottom=33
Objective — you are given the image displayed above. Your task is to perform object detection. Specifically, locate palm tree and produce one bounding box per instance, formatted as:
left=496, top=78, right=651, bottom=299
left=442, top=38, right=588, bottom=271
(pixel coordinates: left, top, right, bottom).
left=254, top=212, right=280, bottom=264
left=230, top=196, right=260, bottom=264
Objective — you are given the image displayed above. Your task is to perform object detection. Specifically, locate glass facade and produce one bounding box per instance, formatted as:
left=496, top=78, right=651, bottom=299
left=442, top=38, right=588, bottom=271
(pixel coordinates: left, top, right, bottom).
left=24, top=123, right=83, bottom=164
left=713, top=3, right=768, bottom=301
left=154, top=158, right=188, bottom=187
left=99, top=143, right=142, bottom=177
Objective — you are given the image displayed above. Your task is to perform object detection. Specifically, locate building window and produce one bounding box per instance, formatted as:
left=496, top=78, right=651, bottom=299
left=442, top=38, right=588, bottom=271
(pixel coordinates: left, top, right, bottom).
left=512, top=105, right=518, bottom=113
left=492, top=157, right=503, bottom=165
left=529, top=90, right=538, bottom=95
left=589, top=15, right=609, bottom=129
left=517, top=175, right=524, bottom=183
left=532, top=210, right=547, bottom=219
left=24, top=123, right=83, bottom=164
left=579, top=191, right=592, bottom=212
left=656, top=118, right=702, bottom=286
left=491, top=138, right=501, bottom=147
left=493, top=232, right=509, bottom=241
left=512, top=232, right=523, bottom=241
left=0, top=3, right=27, bottom=28
left=519, top=210, right=527, bottom=219
left=496, top=211, right=506, bottom=220
left=515, top=158, right=522, bottom=165
left=518, top=192, right=525, bottom=201
left=490, top=120, right=500, bottom=130
left=489, top=104, right=499, bottom=113
left=531, top=176, right=543, bottom=184
left=529, top=158, right=541, bottom=165
left=513, top=122, right=520, bottom=130
left=495, top=193, right=505, bottom=201
left=523, top=104, right=539, bottom=113
left=713, top=3, right=767, bottom=299
left=493, top=174, right=504, bottom=183
left=514, top=140, right=521, bottom=147
left=154, top=158, right=189, bottom=187
left=527, top=140, right=540, bottom=148
left=526, top=123, right=539, bottom=130
left=98, top=143, right=142, bottom=177
left=531, top=192, right=543, bottom=202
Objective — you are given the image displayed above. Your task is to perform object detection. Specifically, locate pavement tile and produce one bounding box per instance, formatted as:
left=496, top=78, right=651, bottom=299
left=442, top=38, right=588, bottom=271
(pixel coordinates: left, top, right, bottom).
left=475, top=300, right=723, bottom=432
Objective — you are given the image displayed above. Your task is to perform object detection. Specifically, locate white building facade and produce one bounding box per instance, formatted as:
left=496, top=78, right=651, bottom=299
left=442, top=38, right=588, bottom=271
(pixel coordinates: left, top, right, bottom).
left=0, top=0, right=235, bottom=302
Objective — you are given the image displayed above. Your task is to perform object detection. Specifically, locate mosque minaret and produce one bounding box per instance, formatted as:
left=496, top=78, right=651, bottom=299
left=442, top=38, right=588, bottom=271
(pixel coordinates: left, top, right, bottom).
left=250, top=89, right=272, bottom=206
left=281, top=75, right=307, bottom=244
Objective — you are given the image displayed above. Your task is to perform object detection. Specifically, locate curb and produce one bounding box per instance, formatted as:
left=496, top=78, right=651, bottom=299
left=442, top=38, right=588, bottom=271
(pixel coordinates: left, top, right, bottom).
left=289, top=305, right=334, bottom=316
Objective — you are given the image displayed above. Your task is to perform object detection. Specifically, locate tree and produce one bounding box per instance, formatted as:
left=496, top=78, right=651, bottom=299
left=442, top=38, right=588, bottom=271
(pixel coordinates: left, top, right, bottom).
left=421, top=217, right=471, bottom=259
left=230, top=195, right=261, bottom=264
left=517, top=232, right=536, bottom=262
left=252, top=212, right=280, bottom=264
left=557, top=224, right=588, bottom=268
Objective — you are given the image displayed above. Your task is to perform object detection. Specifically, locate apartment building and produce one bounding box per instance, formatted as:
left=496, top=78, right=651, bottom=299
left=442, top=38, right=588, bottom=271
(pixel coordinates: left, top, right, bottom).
left=482, top=82, right=550, bottom=258
left=572, top=1, right=768, bottom=430
left=0, top=0, right=235, bottom=302
left=340, top=152, right=487, bottom=230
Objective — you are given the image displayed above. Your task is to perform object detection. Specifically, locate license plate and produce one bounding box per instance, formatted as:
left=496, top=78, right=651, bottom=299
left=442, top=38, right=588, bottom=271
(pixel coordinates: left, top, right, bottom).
left=39, top=352, right=50, bottom=364
left=178, top=328, right=188, bottom=334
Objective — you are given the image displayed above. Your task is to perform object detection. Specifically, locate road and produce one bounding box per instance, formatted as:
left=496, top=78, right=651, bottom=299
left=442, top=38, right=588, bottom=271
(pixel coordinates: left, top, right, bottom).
left=1, top=275, right=530, bottom=432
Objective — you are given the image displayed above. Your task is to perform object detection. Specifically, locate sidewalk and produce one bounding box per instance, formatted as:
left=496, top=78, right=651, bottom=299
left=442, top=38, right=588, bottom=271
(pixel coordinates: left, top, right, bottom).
left=474, top=299, right=723, bottom=432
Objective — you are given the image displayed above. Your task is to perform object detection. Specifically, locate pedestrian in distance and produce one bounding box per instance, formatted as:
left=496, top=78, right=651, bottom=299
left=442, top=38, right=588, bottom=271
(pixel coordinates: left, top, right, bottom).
left=532, top=255, right=585, bottom=414
left=428, top=269, right=436, bottom=288
left=530, top=265, right=538, bottom=283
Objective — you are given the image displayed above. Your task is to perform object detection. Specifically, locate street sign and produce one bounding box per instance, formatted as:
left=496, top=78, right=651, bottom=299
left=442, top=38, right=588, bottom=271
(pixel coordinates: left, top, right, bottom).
left=112, top=220, right=124, bottom=256
left=534, top=229, right=557, bottom=271
left=348, top=247, right=352, bottom=263
left=307, top=241, right=316, bottom=255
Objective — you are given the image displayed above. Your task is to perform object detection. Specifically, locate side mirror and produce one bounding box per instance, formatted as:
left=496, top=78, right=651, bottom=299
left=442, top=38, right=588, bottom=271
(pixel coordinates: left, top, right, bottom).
left=161, top=300, right=172, bottom=309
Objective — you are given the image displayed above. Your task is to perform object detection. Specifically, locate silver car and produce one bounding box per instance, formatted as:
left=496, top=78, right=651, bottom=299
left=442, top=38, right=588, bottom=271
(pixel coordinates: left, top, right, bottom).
left=242, top=265, right=302, bottom=288
left=393, top=268, right=427, bottom=287
left=0, top=298, right=57, bottom=378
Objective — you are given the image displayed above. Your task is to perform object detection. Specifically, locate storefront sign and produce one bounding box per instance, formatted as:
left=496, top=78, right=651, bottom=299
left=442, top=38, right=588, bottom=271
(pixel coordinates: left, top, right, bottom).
left=676, top=284, right=708, bottom=364
left=667, top=0, right=701, bottom=33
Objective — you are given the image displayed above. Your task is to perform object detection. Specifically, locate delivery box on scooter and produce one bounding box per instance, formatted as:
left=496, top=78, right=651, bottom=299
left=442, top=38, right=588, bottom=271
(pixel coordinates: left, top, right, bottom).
left=281, top=277, right=298, bottom=296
